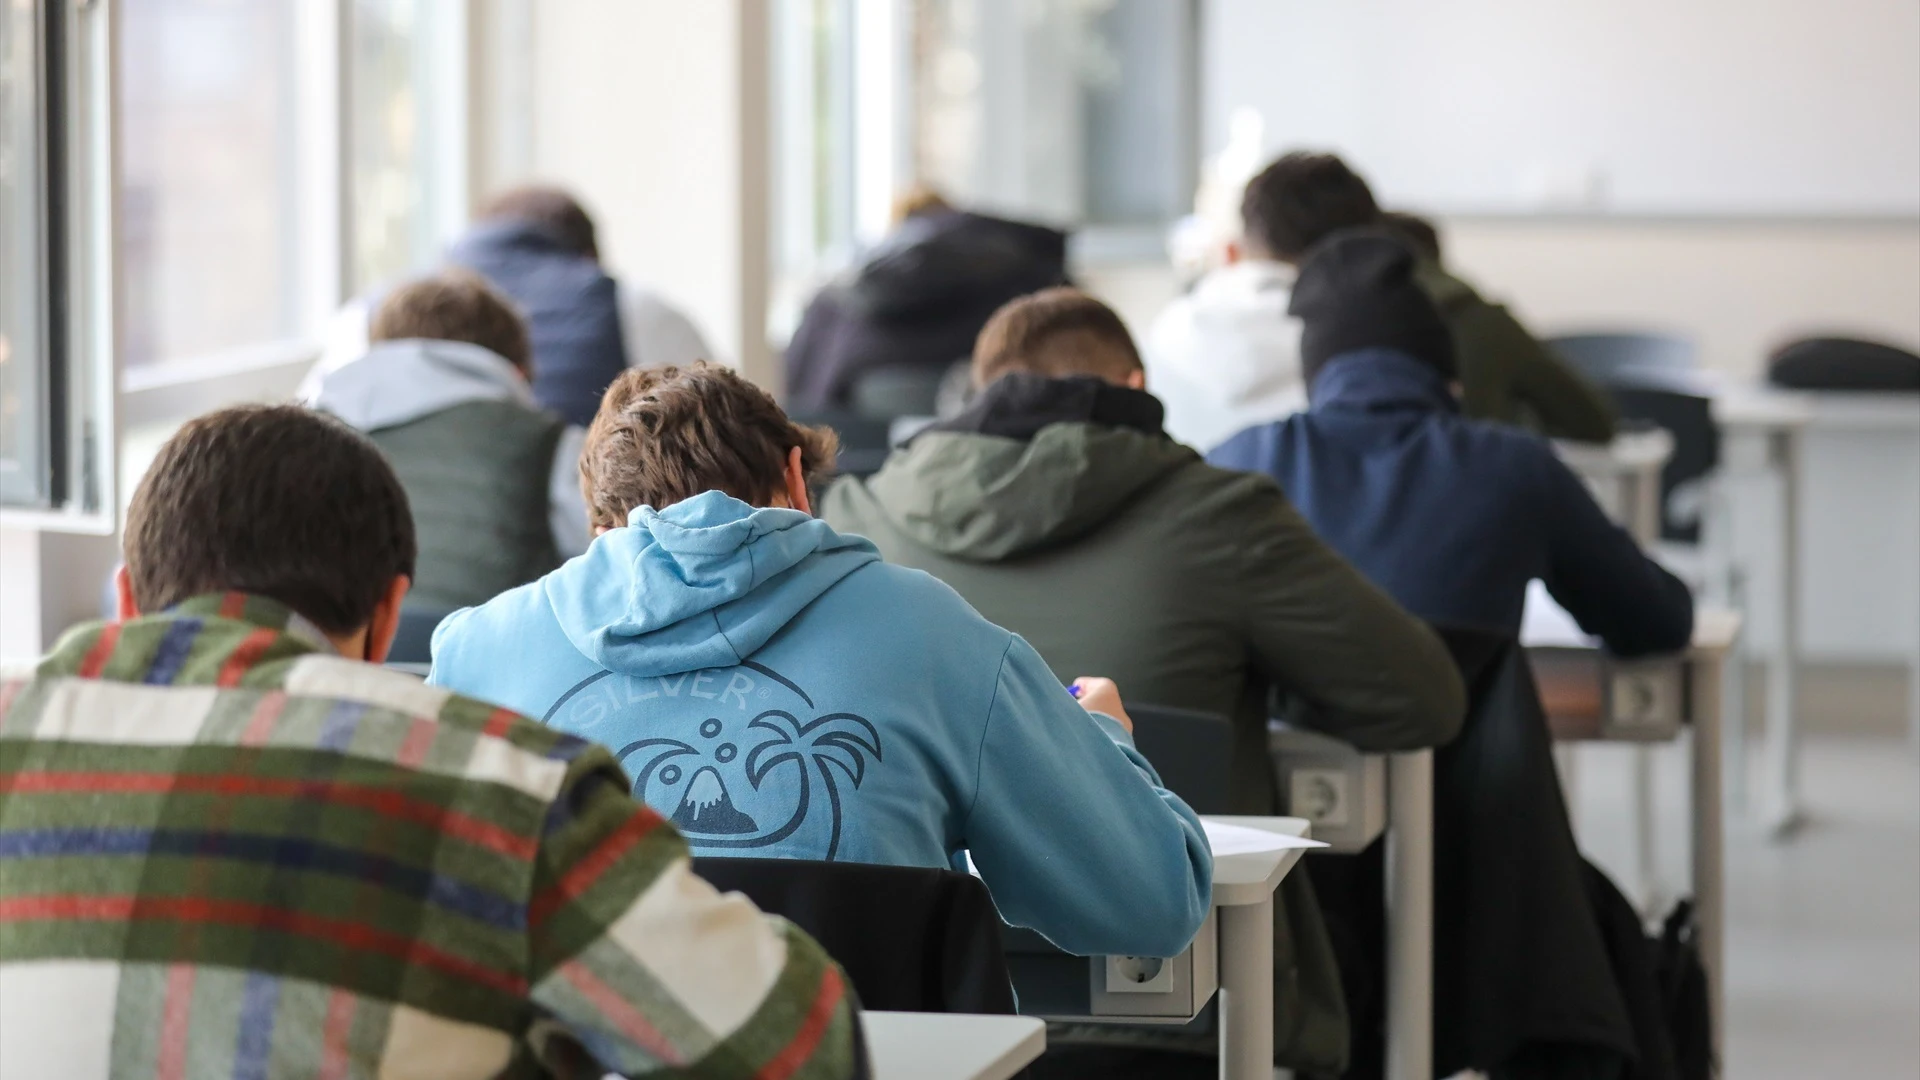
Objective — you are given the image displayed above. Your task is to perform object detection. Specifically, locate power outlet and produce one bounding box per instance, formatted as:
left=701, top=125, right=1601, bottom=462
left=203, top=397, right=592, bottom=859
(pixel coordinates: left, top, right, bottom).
left=1105, top=954, right=1173, bottom=994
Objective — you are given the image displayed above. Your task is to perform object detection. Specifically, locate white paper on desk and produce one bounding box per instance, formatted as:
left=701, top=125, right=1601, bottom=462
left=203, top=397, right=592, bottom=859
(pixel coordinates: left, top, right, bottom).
left=1520, top=579, right=1599, bottom=648
left=1202, top=820, right=1326, bottom=857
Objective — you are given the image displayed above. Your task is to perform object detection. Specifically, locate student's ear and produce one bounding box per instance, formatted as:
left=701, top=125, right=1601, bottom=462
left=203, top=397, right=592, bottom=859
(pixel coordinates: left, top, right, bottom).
left=363, top=575, right=411, bottom=664
left=1223, top=239, right=1243, bottom=265
left=783, top=446, right=812, bottom=516
left=1124, top=368, right=1147, bottom=391
left=113, top=565, right=138, bottom=621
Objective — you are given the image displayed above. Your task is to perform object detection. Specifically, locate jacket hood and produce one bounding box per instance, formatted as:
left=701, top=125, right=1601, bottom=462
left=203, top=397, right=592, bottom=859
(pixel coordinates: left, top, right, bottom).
left=307, top=338, right=533, bottom=431
left=446, top=217, right=588, bottom=267
left=1310, top=347, right=1461, bottom=416
left=543, top=490, right=880, bottom=677
left=1150, top=260, right=1306, bottom=410
left=862, top=418, right=1197, bottom=561
left=849, top=211, right=1069, bottom=321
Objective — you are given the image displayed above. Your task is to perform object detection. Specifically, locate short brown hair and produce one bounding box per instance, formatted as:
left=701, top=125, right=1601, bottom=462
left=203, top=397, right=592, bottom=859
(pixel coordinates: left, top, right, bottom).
left=124, top=405, right=417, bottom=635
left=971, top=287, right=1143, bottom=389
left=1242, top=151, right=1381, bottom=262
left=578, top=362, right=839, bottom=529
left=475, top=184, right=599, bottom=260
left=370, top=270, right=532, bottom=374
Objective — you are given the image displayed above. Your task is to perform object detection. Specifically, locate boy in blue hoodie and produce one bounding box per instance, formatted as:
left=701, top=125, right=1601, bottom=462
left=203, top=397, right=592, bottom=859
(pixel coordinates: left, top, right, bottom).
left=428, top=361, right=1213, bottom=960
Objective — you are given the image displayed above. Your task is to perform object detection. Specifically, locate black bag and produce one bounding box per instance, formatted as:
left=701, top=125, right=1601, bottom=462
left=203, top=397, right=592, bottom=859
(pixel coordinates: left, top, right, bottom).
left=1654, top=901, right=1715, bottom=1080
left=1768, top=337, right=1920, bottom=392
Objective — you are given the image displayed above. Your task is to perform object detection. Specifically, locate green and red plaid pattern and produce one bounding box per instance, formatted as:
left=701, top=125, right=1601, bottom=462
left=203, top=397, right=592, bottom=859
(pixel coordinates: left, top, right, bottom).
left=0, top=593, right=859, bottom=1079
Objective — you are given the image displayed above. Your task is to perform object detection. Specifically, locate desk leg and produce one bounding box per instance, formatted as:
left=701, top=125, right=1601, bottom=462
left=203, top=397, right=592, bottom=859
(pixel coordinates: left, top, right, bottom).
left=1761, top=429, right=1805, bottom=837
left=1218, top=899, right=1274, bottom=1080
left=1691, top=656, right=1726, bottom=1066
left=1386, top=751, right=1434, bottom=1080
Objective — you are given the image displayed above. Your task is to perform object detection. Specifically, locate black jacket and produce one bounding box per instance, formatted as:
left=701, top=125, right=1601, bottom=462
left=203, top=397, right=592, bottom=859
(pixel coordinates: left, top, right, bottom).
left=1210, top=349, right=1693, bottom=656
left=784, top=211, right=1069, bottom=411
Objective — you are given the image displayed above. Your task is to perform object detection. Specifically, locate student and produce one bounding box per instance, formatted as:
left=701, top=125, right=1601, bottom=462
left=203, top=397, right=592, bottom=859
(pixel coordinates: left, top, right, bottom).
left=1208, top=230, right=1693, bottom=653
left=308, top=271, right=586, bottom=607
left=428, top=362, right=1212, bottom=961
left=822, top=287, right=1466, bottom=1072
left=1145, top=151, right=1616, bottom=449
left=0, top=405, right=863, bottom=1079
left=310, top=185, right=715, bottom=428
left=784, top=187, right=1070, bottom=413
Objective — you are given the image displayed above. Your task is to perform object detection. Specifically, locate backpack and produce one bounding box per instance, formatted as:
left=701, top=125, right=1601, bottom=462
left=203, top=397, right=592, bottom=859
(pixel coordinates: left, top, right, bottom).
left=1654, top=901, right=1715, bottom=1080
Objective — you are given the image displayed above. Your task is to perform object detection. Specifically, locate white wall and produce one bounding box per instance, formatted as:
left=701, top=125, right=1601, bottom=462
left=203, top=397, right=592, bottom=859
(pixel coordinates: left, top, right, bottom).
left=524, top=0, right=774, bottom=386
left=1203, top=0, right=1920, bottom=216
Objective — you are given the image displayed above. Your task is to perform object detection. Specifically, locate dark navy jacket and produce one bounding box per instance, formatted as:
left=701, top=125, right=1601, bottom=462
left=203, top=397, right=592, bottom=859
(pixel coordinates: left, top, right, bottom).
left=1208, top=348, right=1693, bottom=657
left=447, top=219, right=627, bottom=427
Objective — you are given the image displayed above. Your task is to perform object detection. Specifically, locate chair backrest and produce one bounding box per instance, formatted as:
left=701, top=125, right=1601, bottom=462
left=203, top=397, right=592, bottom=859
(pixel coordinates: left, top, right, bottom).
left=1768, top=335, right=1920, bottom=392
left=786, top=408, right=897, bottom=479
left=850, top=363, right=951, bottom=420
left=388, top=604, right=456, bottom=667
left=1127, top=704, right=1235, bottom=815
left=1548, top=332, right=1696, bottom=388
left=693, top=857, right=1017, bottom=1014
left=1607, top=389, right=1720, bottom=544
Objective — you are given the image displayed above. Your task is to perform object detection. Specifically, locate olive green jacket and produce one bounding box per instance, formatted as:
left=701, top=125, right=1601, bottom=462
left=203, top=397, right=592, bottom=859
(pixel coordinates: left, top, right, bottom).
left=1416, top=261, right=1618, bottom=443
left=822, top=419, right=1468, bottom=1071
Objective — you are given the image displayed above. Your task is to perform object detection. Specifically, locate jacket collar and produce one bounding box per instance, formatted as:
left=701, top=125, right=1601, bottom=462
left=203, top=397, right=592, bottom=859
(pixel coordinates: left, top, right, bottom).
left=925, top=373, right=1166, bottom=443
left=1309, top=348, right=1461, bottom=417
left=35, top=592, right=336, bottom=686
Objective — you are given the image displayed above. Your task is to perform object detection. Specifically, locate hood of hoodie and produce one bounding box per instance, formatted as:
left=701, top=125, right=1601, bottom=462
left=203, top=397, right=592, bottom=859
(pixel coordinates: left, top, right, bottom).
left=306, top=338, right=534, bottom=431
left=849, top=211, right=1070, bottom=321
left=542, top=490, right=880, bottom=677
left=1149, top=260, right=1305, bottom=406
left=861, top=377, right=1198, bottom=561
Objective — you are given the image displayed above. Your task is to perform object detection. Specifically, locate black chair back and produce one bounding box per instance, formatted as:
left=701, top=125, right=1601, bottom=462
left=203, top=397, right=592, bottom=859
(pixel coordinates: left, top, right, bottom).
left=388, top=604, right=455, bottom=667
left=1548, top=332, right=1696, bottom=387
left=694, top=857, right=1017, bottom=1014
left=850, top=363, right=952, bottom=420
left=1610, top=389, right=1720, bottom=544
left=1768, top=336, right=1920, bottom=392
left=1127, top=704, right=1235, bottom=815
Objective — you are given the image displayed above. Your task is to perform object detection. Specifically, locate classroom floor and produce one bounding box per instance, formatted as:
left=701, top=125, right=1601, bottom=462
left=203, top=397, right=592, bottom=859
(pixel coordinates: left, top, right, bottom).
left=1567, top=731, right=1920, bottom=1079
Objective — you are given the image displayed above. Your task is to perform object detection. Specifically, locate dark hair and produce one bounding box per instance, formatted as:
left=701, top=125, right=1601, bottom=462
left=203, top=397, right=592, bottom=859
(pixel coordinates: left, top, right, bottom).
left=972, top=287, right=1143, bottom=389
left=124, top=405, right=417, bottom=634
left=370, top=270, right=533, bottom=374
left=1381, top=210, right=1443, bottom=263
left=1241, top=151, right=1381, bottom=262
left=579, top=362, right=839, bottom=529
left=475, top=184, right=600, bottom=260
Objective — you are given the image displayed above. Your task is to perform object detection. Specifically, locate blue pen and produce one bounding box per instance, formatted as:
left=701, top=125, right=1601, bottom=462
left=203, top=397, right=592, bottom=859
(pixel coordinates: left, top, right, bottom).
left=1068, top=684, right=1083, bottom=699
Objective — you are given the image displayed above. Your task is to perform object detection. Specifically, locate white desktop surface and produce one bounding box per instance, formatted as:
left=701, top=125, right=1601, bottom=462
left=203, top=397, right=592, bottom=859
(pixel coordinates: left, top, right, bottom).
left=863, top=1012, right=1044, bottom=1080
left=1201, top=816, right=1313, bottom=906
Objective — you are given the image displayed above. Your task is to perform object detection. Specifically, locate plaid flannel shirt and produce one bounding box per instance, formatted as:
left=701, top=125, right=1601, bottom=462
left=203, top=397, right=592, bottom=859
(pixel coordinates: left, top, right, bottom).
left=0, top=593, right=861, bottom=1079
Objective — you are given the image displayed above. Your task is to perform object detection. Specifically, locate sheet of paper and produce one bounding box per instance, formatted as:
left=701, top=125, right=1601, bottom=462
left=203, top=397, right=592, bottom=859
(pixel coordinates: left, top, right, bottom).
left=1202, top=820, right=1327, bottom=857
left=1520, top=579, right=1599, bottom=648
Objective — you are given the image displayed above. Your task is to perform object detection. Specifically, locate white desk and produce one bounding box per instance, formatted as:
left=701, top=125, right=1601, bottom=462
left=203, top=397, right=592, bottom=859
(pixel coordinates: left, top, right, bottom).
left=1204, top=815, right=1314, bottom=1080
left=1715, top=386, right=1811, bottom=836
left=862, top=1012, right=1045, bottom=1080
left=1557, top=428, right=1674, bottom=545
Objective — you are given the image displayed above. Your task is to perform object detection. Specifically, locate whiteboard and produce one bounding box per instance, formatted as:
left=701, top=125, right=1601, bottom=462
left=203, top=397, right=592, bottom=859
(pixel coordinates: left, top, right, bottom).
left=1202, top=0, right=1920, bottom=218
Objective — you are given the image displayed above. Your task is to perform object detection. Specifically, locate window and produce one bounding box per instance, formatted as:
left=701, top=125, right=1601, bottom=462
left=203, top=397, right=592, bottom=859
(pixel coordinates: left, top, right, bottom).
left=117, top=0, right=316, bottom=373
left=911, top=0, right=1196, bottom=238
left=1, top=0, right=50, bottom=506
left=350, top=0, right=466, bottom=293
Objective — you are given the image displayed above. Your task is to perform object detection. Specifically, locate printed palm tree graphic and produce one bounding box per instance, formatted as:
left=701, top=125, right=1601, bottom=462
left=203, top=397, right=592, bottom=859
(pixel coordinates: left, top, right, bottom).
left=618, top=709, right=882, bottom=861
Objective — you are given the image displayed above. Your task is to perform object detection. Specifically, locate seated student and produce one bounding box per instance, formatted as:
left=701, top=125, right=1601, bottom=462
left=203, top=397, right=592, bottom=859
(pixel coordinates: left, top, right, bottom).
left=427, top=362, right=1212, bottom=961
left=1146, top=151, right=1616, bottom=449
left=310, top=185, right=715, bottom=428
left=0, top=405, right=862, bottom=1079
left=1208, top=230, right=1693, bottom=653
left=821, top=287, right=1465, bottom=1073
left=784, top=186, right=1070, bottom=414
left=308, top=271, right=586, bottom=607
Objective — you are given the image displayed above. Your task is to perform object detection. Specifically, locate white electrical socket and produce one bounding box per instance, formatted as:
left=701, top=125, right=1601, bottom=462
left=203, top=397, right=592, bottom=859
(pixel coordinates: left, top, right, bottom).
left=1105, top=954, right=1173, bottom=993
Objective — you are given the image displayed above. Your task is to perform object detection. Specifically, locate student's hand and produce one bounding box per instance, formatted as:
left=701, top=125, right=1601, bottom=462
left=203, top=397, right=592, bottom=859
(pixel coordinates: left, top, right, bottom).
left=1071, top=677, right=1133, bottom=734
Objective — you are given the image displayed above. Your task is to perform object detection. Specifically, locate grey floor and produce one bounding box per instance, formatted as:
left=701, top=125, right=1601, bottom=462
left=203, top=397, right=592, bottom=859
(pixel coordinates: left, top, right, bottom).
left=1568, top=729, right=1920, bottom=1078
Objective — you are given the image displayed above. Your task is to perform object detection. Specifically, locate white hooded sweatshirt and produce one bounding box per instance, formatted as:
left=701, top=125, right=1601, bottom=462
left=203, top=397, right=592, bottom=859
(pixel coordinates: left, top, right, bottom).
left=302, top=338, right=591, bottom=559
left=1143, top=259, right=1308, bottom=452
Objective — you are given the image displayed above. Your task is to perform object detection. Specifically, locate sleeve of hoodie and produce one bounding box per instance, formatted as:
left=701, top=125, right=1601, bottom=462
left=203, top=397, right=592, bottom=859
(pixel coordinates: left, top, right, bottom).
left=1454, top=296, right=1618, bottom=443
left=1229, top=480, right=1467, bottom=751
left=962, top=633, right=1213, bottom=959
left=1534, top=446, right=1696, bottom=657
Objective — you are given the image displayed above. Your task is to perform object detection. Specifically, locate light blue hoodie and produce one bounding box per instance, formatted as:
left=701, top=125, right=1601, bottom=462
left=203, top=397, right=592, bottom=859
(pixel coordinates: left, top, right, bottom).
left=428, top=491, right=1212, bottom=958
